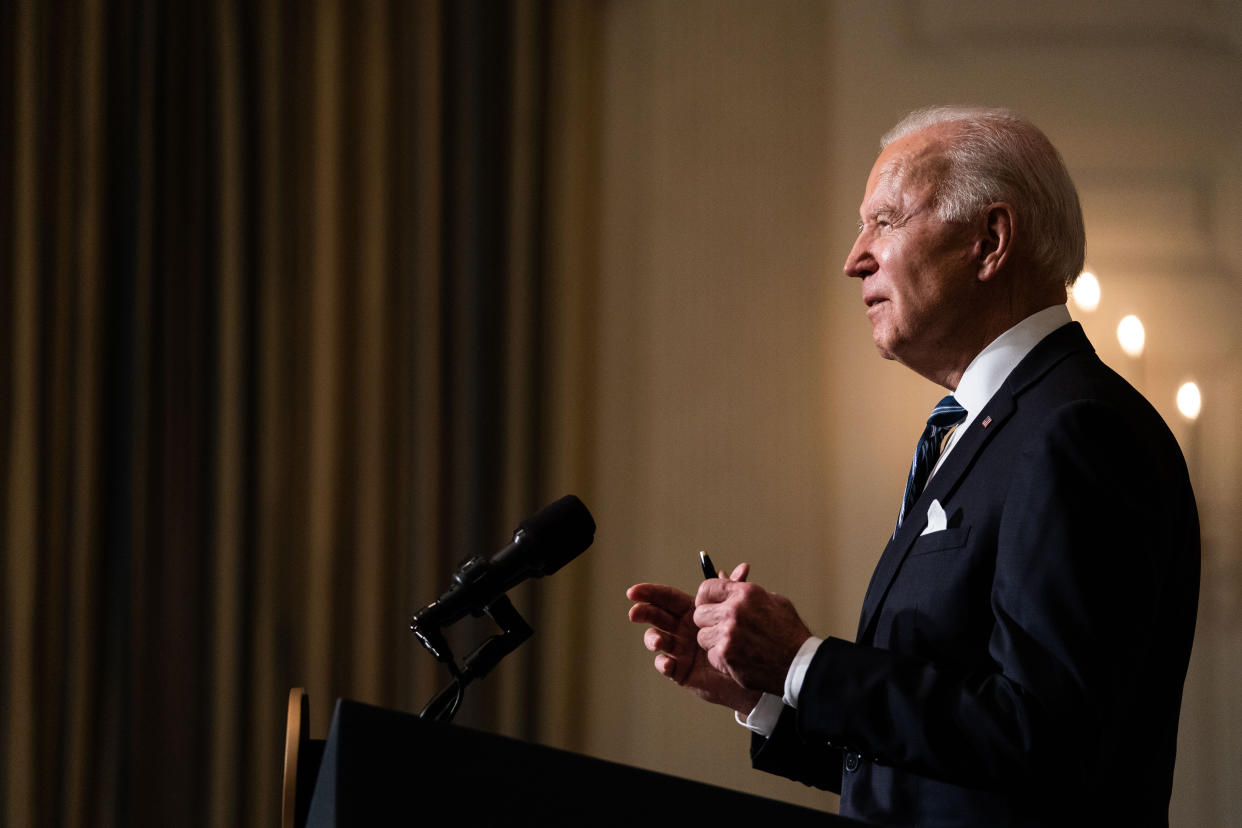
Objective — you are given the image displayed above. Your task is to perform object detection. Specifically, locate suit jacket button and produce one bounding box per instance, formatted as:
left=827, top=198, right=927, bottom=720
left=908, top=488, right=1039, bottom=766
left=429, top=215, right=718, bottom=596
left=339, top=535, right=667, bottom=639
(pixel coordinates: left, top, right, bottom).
left=844, top=752, right=861, bottom=773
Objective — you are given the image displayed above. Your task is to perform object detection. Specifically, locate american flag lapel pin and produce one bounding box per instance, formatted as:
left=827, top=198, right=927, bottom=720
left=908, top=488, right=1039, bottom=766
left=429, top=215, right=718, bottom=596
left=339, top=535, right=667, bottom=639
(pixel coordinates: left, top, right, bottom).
left=981, top=415, right=993, bottom=428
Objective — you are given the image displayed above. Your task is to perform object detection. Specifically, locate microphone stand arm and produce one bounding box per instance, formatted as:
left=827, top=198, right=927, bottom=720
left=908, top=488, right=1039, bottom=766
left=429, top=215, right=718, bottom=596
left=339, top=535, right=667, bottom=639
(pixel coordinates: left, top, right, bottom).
left=417, top=595, right=533, bottom=722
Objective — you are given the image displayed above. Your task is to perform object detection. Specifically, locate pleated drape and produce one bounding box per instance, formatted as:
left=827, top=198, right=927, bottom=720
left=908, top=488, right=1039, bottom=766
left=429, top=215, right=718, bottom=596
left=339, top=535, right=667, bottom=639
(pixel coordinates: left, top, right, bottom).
left=1, top=1, right=601, bottom=825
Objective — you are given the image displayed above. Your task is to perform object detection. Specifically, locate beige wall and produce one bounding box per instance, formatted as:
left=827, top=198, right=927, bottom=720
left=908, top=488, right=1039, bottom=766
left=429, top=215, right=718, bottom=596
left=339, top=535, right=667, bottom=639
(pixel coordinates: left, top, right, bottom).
left=585, top=0, right=841, bottom=812
left=566, top=1, right=1241, bottom=823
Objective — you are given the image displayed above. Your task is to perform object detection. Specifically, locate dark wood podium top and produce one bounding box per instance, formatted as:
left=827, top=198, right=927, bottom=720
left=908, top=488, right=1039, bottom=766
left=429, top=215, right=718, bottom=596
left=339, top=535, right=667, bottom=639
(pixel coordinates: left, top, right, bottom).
left=284, top=691, right=865, bottom=827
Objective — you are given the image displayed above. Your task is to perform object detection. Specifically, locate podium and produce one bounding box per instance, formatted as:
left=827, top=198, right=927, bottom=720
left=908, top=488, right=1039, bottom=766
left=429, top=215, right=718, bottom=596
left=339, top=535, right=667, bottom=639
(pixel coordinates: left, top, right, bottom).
left=282, top=689, right=862, bottom=827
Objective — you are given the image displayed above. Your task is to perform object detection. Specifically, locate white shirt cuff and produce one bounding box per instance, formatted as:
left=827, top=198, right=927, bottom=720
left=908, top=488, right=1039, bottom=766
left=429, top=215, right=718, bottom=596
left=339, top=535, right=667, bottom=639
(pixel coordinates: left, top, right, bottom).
left=734, top=691, right=785, bottom=736
left=783, top=635, right=823, bottom=708
left=733, top=635, right=823, bottom=737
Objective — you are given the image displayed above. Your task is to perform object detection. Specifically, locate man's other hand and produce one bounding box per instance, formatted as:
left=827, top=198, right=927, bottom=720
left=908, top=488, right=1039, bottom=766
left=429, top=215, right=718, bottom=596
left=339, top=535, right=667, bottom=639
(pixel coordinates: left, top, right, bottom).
left=692, top=577, right=812, bottom=697
left=627, top=563, right=761, bottom=715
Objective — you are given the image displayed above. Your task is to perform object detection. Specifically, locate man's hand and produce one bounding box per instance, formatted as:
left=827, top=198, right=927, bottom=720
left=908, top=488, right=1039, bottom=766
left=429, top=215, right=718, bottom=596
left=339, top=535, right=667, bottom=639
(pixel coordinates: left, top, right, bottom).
left=692, top=578, right=812, bottom=697
left=627, top=563, right=761, bottom=715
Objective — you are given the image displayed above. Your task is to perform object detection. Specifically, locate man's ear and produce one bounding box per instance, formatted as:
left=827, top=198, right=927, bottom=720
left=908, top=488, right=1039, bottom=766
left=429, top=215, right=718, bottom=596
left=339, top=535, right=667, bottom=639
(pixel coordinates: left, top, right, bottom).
left=976, top=203, right=1015, bottom=282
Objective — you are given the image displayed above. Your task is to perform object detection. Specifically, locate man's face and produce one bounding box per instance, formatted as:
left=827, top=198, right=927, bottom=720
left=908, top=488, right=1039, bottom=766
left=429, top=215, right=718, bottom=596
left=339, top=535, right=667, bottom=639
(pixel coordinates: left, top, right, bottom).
left=843, top=128, right=980, bottom=381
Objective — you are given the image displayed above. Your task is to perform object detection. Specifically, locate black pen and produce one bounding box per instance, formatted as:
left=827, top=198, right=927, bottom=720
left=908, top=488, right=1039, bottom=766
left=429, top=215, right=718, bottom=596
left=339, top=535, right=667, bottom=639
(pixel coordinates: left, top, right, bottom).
left=699, top=550, right=717, bottom=580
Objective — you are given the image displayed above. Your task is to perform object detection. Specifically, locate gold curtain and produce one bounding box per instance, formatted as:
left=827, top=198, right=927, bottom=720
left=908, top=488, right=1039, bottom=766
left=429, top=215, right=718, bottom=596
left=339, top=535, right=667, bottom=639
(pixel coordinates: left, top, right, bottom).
left=1, top=1, right=601, bottom=825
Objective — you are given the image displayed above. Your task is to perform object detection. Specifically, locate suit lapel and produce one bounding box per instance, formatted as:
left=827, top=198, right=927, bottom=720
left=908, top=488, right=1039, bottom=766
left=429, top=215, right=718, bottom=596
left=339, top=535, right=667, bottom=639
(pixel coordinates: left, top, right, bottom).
left=855, top=393, right=1014, bottom=641
left=854, top=323, right=1094, bottom=643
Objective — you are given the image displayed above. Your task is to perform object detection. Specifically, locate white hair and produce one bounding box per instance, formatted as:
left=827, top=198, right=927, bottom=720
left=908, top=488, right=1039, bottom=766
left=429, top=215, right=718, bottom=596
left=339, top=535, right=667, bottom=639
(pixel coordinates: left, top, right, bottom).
left=882, top=106, right=1086, bottom=288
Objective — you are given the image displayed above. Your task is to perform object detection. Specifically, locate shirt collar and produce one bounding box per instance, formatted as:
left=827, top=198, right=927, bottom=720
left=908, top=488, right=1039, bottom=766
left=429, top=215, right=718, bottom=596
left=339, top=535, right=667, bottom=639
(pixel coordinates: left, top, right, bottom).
left=953, top=304, right=1072, bottom=420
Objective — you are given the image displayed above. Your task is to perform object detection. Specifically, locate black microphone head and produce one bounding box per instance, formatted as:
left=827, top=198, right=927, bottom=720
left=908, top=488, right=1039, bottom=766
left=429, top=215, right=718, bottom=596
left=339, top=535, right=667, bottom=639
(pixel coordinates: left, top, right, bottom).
left=517, top=494, right=595, bottom=576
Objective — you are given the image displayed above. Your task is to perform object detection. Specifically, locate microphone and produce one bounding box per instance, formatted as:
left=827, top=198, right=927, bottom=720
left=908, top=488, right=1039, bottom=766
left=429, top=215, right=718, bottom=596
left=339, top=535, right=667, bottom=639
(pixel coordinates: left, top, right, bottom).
left=410, top=495, right=596, bottom=643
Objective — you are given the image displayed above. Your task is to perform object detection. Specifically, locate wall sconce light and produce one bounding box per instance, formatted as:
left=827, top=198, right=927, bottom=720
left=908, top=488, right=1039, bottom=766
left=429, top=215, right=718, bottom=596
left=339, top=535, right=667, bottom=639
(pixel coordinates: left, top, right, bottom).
left=1072, top=270, right=1100, bottom=312
left=1176, top=381, right=1202, bottom=421
left=1117, top=314, right=1145, bottom=358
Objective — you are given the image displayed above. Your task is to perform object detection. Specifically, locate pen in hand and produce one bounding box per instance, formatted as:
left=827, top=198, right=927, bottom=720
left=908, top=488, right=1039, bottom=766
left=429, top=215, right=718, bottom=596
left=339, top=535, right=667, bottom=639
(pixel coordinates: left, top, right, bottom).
left=699, top=550, right=717, bottom=580
left=699, top=550, right=749, bottom=584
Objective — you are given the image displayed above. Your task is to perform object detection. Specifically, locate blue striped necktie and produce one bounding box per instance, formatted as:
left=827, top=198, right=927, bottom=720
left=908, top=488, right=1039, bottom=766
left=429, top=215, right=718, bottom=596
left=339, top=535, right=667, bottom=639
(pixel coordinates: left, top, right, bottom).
left=895, top=395, right=967, bottom=531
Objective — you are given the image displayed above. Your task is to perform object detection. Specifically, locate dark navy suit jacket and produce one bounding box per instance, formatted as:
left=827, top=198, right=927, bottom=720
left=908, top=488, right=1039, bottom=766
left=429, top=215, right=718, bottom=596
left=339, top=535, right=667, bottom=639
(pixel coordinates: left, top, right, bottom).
left=752, top=322, right=1200, bottom=827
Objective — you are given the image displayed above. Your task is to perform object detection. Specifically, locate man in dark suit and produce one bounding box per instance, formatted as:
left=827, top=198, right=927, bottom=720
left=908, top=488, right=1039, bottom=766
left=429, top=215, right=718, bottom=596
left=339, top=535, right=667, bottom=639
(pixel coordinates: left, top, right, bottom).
left=627, top=107, right=1199, bottom=826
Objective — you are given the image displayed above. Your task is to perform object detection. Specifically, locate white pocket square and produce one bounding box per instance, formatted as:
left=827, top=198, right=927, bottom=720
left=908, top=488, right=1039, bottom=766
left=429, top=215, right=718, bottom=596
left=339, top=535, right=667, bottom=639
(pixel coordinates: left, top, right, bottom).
left=920, top=499, right=947, bottom=536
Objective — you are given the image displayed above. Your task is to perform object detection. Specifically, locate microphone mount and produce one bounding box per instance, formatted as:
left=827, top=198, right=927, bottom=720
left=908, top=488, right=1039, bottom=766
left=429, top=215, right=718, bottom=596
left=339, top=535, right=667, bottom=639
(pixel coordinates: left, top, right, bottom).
left=409, top=495, right=594, bottom=722
left=414, top=594, right=533, bottom=722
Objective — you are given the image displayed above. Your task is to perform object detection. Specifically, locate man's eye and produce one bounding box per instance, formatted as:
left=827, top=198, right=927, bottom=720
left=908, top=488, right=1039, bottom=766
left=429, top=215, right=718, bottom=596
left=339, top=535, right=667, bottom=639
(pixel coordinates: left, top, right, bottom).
left=858, top=218, right=893, bottom=234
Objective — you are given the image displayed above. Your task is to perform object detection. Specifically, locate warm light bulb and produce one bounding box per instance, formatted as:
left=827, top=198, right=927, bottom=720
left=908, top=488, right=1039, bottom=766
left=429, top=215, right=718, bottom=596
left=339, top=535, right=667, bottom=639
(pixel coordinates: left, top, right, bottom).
left=1072, top=271, right=1100, bottom=312
left=1117, top=315, right=1145, bottom=358
left=1176, top=382, right=1202, bottom=421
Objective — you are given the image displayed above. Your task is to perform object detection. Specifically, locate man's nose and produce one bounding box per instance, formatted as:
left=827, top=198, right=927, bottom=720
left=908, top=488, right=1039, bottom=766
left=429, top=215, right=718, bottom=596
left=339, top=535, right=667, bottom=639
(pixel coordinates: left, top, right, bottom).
left=843, top=234, right=874, bottom=279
